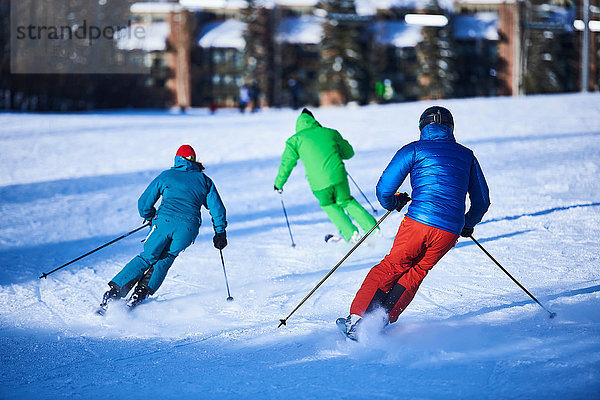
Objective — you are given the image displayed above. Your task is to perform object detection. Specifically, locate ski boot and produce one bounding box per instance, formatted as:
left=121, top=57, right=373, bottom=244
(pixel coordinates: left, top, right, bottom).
left=325, top=234, right=342, bottom=243
left=96, top=283, right=120, bottom=316
left=336, top=314, right=362, bottom=341
left=127, top=284, right=149, bottom=310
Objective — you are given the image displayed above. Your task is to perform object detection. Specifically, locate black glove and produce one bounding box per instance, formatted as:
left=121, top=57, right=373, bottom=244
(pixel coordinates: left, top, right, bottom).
left=391, top=192, right=411, bottom=212
left=213, top=232, right=227, bottom=250
left=461, top=226, right=474, bottom=237
left=274, top=185, right=283, bottom=194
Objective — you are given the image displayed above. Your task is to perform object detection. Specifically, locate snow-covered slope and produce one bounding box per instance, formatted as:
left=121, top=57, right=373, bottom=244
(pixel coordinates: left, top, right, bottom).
left=1, top=93, right=599, bottom=399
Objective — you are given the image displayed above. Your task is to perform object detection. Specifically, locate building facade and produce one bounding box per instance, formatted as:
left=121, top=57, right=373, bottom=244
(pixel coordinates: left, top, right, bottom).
left=123, top=0, right=593, bottom=109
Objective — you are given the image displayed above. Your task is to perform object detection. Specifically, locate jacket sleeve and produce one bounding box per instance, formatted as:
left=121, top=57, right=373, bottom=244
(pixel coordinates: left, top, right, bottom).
left=204, top=176, right=227, bottom=234
left=464, top=156, right=491, bottom=229
left=274, top=136, right=299, bottom=189
left=376, top=144, right=414, bottom=210
left=137, top=175, right=163, bottom=220
left=334, top=130, right=354, bottom=160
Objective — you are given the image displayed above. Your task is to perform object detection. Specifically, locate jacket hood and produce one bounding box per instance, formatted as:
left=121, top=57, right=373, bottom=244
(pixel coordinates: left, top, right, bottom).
left=295, top=113, right=322, bottom=132
left=420, top=123, right=455, bottom=141
left=173, top=156, right=201, bottom=171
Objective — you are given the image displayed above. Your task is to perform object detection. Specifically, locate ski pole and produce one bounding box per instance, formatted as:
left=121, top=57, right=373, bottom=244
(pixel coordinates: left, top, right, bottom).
left=347, top=172, right=377, bottom=214
left=219, top=249, right=234, bottom=302
left=279, top=192, right=296, bottom=247
left=278, top=209, right=394, bottom=328
left=469, top=235, right=556, bottom=319
left=39, top=223, right=150, bottom=279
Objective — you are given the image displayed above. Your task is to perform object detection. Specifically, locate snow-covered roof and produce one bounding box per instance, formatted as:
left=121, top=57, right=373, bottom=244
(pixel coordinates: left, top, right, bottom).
left=115, top=21, right=170, bottom=51
left=533, top=3, right=575, bottom=31
left=276, top=16, right=323, bottom=44
left=273, top=0, right=319, bottom=7
left=131, top=2, right=184, bottom=13
left=368, top=0, right=454, bottom=13
left=131, top=0, right=459, bottom=15
left=454, top=0, right=515, bottom=4
left=181, top=0, right=318, bottom=10
left=354, top=0, right=377, bottom=16
left=197, top=19, right=246, bottom=49
left=135, top=0, right=453, bottom=13
left=198, top=16, right=323, bottom=48
left=453, top=12, right=499, bottom=40
left=371, top=21, right=423, bottom=48
left=180, top=0, right=247, bottom=10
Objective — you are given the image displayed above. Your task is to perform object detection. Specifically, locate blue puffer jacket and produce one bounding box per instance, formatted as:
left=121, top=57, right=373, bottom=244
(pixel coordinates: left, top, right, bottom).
left=376, top=123, right=490, bottom=235
left=137, top=156, right=227, bottom=233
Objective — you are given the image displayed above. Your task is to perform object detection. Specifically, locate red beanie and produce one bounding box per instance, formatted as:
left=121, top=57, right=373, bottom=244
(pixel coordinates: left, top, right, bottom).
left=176, top=145, right=196, bottom=161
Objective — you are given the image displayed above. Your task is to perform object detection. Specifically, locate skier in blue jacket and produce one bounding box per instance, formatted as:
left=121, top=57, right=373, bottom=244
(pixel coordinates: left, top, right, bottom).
left=98, top=145, right=228, bottom=312
left=338, top=106, right=490, bottom=340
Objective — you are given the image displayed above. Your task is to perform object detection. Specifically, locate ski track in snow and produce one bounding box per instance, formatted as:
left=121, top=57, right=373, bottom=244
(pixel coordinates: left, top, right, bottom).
left=1, top=93, right=600, bottom=399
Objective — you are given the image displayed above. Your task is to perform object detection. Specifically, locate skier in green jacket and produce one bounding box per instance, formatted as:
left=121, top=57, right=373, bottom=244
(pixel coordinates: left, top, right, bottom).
left=274, top=108, right=377, bottom=243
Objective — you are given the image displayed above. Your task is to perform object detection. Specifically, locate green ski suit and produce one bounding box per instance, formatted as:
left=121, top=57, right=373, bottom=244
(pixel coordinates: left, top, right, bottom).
left=275, top=113, right=377, bottom=241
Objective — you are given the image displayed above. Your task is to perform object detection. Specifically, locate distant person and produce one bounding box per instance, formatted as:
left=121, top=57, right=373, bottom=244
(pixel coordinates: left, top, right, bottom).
left=209, top=101, right=218, bottom=115
left=375, top=80, right=385, bottom=103
left=250, top=82, right=260, bottom=112
left=239, top=85, right=250, bottom=113
left=288, top=78, right=300, bottom=109
left=97, top=145, right=228, bottom=313
left=337, top=106, right=490, bottom=340
left=274, top=108, right=377, bottom=243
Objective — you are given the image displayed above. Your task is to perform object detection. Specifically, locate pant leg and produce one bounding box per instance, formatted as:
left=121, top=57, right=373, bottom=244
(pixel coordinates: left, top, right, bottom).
left=387, top=225, right=459, bottom=322
left=146, top=254, right=177, bottom=294
left=110, top=224, right=170, bottom=295
left=350, top=217, right=425, bottom=316
left=313, top=185, right=358, bottom=241
left=146, top=218, right=199, bottom=294
left=334, top=180, right=377, bottom=233
left=350, top=217, right=458, bottom=319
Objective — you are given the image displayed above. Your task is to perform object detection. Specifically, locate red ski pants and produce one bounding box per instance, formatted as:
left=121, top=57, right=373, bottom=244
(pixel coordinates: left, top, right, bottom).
left=350, top=216, right=459, bottom=323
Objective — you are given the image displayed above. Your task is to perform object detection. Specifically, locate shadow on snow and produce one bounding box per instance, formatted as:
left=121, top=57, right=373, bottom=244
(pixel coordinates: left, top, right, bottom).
left=0, top=156, right=283, bottom=204
left=0, top=202, right=329, bottom=285
left=480, top=202, right=600, bottom=225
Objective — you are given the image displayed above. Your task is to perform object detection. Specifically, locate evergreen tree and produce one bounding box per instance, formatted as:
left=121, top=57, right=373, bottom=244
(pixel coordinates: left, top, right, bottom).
left=522, top=0, right=577, bottom=94
left=242, top=0, right=275, bottom=106
left=318, top=0, right=370, bottom=104
left=415, top=0, right=457, bottom=100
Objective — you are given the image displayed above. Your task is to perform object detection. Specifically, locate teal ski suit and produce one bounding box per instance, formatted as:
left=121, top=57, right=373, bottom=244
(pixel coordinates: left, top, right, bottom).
left=110, top=156, right=227, bottom=296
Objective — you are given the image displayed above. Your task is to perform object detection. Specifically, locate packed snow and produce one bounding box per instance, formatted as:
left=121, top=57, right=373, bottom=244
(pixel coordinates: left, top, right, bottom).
left=0, top=93, right=599, bottom=399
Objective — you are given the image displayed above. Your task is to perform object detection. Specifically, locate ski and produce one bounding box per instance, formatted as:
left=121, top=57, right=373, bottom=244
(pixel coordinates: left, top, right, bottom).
left=94, top=291, right=146, bottom=315
left=125, top=286, right=148, bottom=310
left=94, top=301, right=139, bottom=315
left=95, top=285, right=120, bottom=316
left=95, top=304, right=108, bottom=316
left=325, top=234, right=342, bottom=243
left=126, top=301, right=141, bottom=312
left=95, top=297, right=112, bottom=316
left=336, top=317, right=358, bottom=341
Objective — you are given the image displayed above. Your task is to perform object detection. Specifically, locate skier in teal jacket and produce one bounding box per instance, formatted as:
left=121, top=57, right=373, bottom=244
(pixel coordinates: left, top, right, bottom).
left=98, top=145, right=227, bottom=311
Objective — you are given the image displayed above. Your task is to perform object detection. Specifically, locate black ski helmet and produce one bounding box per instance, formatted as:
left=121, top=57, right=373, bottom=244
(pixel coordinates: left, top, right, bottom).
left=418, top=106, right=454, bottom=132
